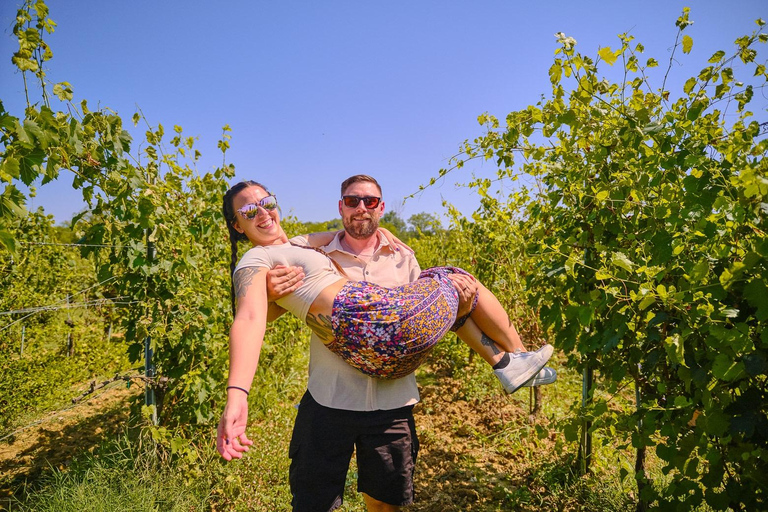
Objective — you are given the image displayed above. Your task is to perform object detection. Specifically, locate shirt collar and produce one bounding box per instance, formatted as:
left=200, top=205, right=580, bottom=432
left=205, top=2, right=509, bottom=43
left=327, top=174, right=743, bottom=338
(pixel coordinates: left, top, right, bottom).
left=323, top=231, right=394, bottom=256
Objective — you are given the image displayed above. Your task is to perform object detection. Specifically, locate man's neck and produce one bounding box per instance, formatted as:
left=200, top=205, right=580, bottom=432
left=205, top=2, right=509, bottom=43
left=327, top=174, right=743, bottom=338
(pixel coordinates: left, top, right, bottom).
left=340, top=231, right=380, bottom=256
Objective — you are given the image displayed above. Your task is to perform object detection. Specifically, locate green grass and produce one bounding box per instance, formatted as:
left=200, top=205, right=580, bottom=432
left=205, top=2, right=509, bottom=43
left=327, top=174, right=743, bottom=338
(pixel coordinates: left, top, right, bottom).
left=5, top=328, right=699, bottom=511
left=7, top=433, right=211, bottom=512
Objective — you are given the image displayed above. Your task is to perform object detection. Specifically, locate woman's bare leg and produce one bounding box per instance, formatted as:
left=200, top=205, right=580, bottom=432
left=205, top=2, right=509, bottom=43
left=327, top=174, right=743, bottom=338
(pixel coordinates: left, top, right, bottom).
left=454, top=317, right=505, bottom=366
left=465, top=282, right=526, bottom=353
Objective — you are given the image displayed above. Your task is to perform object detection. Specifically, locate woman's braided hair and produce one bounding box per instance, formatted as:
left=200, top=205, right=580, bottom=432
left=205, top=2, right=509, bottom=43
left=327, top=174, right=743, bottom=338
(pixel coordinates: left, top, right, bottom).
left=222, top=180, right=270, bottom=317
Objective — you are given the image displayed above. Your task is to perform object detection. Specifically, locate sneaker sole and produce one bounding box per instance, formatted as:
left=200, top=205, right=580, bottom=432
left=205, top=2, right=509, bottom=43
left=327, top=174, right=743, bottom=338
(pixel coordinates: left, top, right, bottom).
left=523, top=366, right=557, bottom=387
left=505, top=345, right=554, bottom=394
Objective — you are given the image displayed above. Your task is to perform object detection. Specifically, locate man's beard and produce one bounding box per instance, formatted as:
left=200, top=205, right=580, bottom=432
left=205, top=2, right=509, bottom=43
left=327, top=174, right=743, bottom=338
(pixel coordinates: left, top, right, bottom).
left=343, top=215, right=378, bottom=240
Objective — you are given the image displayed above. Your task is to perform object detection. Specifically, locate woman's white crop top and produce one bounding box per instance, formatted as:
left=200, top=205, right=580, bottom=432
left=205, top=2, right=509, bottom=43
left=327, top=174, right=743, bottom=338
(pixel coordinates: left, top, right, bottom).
left=234, top=242, right=344, bottom=322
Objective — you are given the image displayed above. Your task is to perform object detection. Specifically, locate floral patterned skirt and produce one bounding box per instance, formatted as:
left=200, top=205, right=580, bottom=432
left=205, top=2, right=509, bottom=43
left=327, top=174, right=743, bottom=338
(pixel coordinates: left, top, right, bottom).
left=327, top=266, right=477, bottom=379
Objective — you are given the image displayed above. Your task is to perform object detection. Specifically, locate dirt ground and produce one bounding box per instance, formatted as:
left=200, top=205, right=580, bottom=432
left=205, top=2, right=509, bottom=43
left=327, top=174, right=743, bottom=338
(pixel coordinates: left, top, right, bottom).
left=410, top=379, right=558, bottom=511
left=0, top=385, right=138, bottom=504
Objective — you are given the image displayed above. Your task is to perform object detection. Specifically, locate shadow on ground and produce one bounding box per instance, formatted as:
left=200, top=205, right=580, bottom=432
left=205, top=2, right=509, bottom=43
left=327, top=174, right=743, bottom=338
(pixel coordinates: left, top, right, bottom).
left=0, top=387, right=138, bottom=508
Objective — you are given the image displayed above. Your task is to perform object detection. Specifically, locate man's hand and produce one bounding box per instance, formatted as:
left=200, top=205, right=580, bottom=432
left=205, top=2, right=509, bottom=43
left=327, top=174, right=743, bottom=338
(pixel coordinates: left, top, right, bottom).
left=448, top=273, right=478, bottom=319
left=266, top=265, right=305, bottom=302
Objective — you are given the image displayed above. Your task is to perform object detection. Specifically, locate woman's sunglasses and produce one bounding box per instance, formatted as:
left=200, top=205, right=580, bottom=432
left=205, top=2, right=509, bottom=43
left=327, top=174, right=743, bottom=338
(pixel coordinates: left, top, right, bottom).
left=342, top=195, right=381, bottom=209
left=236, top=195, right=278, bottom=219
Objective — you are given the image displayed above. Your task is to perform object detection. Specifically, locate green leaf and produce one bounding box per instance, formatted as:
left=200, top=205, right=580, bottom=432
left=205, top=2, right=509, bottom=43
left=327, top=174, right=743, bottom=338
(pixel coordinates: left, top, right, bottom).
left=656, top=443, right=677, bottom=462
left=664, top=335, right=686, bottom=366
left=13, top=119, right=32, bottom=145
left=682, top=35, right=693, bottom=54
left=0, top=185, right=27, bottom=217
left=612, top=252, right=635, bottom=272
left=53, top=82, right=74, bottom=101
left=708, top=50, right=726, bottom=63
left=642, top=121, right=664, bottom=134
left=639, top=295, right=656, bottom=310
left=744, top=280, right=768, bottom=321
left=711, top=354, right=744, bottom=382
left=690, top=260, right=709, bottom=282
left=719, top=268, right=734, bottom=289
left=702, top=410, right=730, bottom=436
left=683, top=77, right=697, bottom=94
left=577, top=306, right=594, bottom=326
left=563, top=421, right=579, bottom=442
left=170, top=437, right=187, bottom=454
left=549, top=61, right=562, bottom=84
left=598, top=46, right=619, bottom=66
left=0, top=228, right=18, bottom=252
left=11, top=54, right=38, bottom=72
left=1, top=156, right=20, bottom=179
left=595, top=269, right=612, bottom=280
left=687, top=101, right=704, bottom=121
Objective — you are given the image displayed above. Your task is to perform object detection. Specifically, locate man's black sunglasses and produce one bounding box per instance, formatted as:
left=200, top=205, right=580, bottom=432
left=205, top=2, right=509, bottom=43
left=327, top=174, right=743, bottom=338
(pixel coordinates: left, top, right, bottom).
left=342, top=195, right=381, bottom=209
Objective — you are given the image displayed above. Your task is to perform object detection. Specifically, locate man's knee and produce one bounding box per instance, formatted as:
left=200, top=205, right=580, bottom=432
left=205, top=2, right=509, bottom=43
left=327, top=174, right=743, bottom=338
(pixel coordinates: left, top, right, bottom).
left=363, top=493, right=401, bottom=512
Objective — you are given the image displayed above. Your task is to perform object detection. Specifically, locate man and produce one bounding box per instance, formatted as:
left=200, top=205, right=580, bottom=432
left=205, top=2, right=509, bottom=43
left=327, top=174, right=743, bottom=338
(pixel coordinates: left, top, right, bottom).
left=266, top=175, right=429, bottom=511
left=267, top=175, right=551, bottom=511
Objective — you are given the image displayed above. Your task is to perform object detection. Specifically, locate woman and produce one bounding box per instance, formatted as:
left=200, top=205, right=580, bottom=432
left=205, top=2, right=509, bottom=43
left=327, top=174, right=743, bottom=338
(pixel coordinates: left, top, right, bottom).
left=217, top=181, right=553, bottom=458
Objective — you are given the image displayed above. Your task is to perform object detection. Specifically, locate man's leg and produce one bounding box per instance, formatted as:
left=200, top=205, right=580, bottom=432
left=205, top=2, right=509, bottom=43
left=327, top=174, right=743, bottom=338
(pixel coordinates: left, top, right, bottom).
left=362, top=493, right=400, bottom=512
left=289, top=391, right=356, bottom=512
left=355, top=406, right=419, bottom=511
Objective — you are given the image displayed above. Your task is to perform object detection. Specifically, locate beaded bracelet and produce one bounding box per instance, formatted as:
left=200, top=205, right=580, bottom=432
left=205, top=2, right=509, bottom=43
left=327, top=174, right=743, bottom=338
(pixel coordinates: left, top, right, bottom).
left=226, top=385, right=250, bottom=395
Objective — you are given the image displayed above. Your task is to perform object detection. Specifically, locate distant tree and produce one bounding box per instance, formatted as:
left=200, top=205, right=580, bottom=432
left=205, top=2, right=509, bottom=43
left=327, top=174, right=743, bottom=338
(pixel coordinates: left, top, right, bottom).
left=292, top=218, right=343, bottom=235
left=407, top=212, right=442, bottom=238
left=380, top=211, right=407, bottom=239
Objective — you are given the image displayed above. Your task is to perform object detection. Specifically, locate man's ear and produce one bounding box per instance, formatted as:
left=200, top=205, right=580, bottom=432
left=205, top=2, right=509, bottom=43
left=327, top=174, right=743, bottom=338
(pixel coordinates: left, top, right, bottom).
left=338, top=199, right=344, bottom=216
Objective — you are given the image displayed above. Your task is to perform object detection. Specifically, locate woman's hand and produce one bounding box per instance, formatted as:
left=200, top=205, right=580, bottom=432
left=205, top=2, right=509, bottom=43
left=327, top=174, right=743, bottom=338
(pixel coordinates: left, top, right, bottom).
left=448, top=273, right=478, bottom=318
left=216, top=392, right=254, bottom=460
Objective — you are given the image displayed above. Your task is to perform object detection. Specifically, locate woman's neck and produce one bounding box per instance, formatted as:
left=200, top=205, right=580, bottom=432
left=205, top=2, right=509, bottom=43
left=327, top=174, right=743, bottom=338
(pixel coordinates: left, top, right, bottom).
left=251, top=228, right=289, bottom=247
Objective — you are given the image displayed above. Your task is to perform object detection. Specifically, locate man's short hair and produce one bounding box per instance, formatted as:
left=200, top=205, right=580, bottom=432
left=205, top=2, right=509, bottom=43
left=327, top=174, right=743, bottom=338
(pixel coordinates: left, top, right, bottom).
left=340, top=175, right=382, bottom=197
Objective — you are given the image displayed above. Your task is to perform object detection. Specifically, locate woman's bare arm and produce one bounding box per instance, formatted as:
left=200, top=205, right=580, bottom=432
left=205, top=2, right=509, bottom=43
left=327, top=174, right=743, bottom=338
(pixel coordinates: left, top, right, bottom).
left=217, top=266, right=269, bottom=460
left=228, top=267, right=269, bottom=388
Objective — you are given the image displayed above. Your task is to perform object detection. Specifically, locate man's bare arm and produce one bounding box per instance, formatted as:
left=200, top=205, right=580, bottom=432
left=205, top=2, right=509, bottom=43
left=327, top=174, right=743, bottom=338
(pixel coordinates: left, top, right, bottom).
left=306, top=312, right=334, bottom=342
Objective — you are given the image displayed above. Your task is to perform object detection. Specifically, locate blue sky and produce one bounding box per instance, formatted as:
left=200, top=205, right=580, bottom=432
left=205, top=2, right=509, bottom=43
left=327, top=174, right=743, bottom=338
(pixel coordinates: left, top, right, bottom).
left=1, top=1, right=765, bottom=225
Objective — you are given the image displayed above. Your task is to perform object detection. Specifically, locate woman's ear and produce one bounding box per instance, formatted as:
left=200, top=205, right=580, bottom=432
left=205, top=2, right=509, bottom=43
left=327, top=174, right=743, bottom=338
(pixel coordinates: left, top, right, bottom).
left=233, top=219, right=245, bottom=234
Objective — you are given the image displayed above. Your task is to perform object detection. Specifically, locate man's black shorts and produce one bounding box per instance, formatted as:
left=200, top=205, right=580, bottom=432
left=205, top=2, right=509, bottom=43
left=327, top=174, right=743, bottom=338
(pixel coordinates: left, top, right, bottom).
left=288, top=391, right=419, bottom=512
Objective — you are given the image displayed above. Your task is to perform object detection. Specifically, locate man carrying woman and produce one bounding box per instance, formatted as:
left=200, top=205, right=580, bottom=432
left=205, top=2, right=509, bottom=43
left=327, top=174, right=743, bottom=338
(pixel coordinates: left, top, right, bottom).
left=217, top=175, right=555, bottom=511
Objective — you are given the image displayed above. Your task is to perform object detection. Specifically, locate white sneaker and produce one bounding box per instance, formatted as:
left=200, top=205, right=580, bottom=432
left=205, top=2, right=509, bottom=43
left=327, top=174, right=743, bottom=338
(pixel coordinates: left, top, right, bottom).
left=522, top=366, right=557, bottom=387
left=493, top=344, right=554, bottom=394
